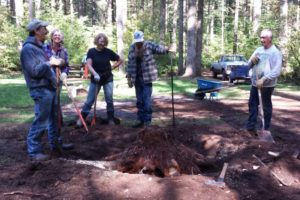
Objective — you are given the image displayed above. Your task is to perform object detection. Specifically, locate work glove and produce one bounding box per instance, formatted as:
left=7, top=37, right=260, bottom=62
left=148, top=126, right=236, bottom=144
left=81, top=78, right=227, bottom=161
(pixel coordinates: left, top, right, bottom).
left=256, top=77, right=267, bottom=89
left=127, top=77, right=133, bottom=88
left=251, top=55, right=259, bottom=66
left=50, top=57, right=65, bottom=67
left=94, top=73, right=101, bottom=83
left=60, top=72, right=68, bottom=81
left=167, top=44, right=176, bottom=53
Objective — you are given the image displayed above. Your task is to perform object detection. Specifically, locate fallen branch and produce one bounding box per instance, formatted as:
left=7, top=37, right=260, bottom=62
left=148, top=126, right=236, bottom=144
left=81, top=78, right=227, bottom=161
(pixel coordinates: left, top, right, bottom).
left=3, top=191, right=51, bottom=198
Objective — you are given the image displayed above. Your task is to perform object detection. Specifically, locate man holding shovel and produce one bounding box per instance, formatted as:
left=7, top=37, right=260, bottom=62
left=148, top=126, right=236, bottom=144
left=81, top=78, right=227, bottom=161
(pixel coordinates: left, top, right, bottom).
left=242, top=29, right=282, bottom=138
left=126, top=31, right=174, bottom=128
left=20, top=20, right=72, bottom=161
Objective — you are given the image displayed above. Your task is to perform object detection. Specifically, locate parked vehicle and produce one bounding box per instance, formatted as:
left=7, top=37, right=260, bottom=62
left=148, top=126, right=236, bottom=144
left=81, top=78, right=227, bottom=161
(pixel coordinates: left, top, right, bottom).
left=210, top=54, right=250, bottom=83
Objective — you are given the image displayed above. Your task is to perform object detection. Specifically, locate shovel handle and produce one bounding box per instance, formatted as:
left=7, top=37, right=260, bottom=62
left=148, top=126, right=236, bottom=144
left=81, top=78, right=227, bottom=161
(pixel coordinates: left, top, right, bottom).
left=62, top=80, right=89, bottom=133
left=255, top=64, right=265, bottom=129
left=219, top=162, right=228, bottom=179
left=91, top=83, right=98, bottom=126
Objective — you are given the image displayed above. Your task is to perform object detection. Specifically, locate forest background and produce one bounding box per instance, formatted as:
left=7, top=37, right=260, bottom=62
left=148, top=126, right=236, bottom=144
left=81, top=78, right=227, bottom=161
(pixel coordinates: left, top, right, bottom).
left=0, top=0, right=300, bottom=84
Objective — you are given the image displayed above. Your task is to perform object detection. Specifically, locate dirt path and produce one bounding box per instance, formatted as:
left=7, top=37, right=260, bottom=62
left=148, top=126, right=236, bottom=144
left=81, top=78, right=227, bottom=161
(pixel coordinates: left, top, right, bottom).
left=0, top=90, right=299, bottom=200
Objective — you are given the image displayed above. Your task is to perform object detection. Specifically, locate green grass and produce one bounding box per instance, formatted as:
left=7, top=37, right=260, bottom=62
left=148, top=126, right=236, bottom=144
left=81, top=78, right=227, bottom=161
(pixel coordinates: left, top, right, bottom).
left=1, top=72, right=299, bottom=125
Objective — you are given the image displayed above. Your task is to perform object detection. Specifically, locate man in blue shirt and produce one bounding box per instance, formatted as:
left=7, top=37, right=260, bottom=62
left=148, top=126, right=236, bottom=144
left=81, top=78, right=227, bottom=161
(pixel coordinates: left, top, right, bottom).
left=20, top=20, right=73, bottom=161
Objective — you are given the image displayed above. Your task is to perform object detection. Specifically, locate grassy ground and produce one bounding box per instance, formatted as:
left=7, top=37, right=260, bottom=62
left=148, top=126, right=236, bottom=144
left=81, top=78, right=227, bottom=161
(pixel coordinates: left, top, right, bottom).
left=0, top=71, right=299, bottom=125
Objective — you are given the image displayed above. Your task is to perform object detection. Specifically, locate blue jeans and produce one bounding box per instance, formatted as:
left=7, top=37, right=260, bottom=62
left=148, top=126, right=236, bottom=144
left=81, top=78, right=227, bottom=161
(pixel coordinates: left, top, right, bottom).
left=246, top=86, right=274, bottom=130
left=135, top=76, right=152, bottom=122
left=81, top=81, right=114, bottom=117
left=28, top=88, right=58, bottom=157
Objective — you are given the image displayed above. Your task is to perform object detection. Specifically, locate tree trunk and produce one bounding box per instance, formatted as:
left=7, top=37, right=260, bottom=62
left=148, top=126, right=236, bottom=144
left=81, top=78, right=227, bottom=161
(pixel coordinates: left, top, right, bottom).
left=152, top=0, right=155, bottom=31
left=35, top=0, right=41, bottom=18
left=172, top=0, right=178, bottom=50
left=249, top=0, right=253, bottom=22
left=10, top=0, right=16, bottom=24
left=63, top=0, right=67, bottom=15
left=83, top=0, right=87, bottom=16
left=243, top=0, right=248, bottom=34
left=279, top=0, right=288, bottom=45
left=210, top=0, right=215, bottom=43
left=221, top=0, right=224, bottom=53
left=205, top=0, right=211, bottom=46
left=70, top=0, right=74, bottom=19
left=195, top=0, right=204, bottom=76
left=15, top=0, right=23, bottom=25
left=29, top=0, right=34, bottom=21
left=59, top=0, right=63, bottom=12
left=51, top=0, right=55, bottom=14
left=253, top=0, right=261, bottom=35
left=159, top=0, right=166, bottom=45
left=78, top=0, right=83, bottom=18
left=184, top=0, right=196, bottom=77
left=141, top=0, right=144, bottom=11
left=92, top=0, right=96, bottom=25
left=116, top=0, right=127, bottom=73
left=279, top=0, right=289, bottom=69
left=107, top=0, right=113, bottom=35
left=297, top=0, right=300, bottom=30
left=178, top=0, right=184, bottom=75
left=233, top=0, right=239, bottom=54
left=112, top=0, right=116, bottom=23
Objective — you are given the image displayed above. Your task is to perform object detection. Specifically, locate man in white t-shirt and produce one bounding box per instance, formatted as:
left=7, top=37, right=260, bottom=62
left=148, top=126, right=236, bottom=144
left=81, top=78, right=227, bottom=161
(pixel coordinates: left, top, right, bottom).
left=243, top=29, right=282, bottom=132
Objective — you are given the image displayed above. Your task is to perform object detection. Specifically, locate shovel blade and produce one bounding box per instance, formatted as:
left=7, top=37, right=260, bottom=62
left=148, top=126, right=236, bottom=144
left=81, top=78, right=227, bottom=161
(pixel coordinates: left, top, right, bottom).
left=205, top=180, right=225, bottom=187
left=258, top=130, right=275, bottom=143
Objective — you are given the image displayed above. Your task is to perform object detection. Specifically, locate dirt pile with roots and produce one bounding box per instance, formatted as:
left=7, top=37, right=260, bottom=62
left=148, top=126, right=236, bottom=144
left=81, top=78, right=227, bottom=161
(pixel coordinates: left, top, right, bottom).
left=111, top=127, right=204, bottom=177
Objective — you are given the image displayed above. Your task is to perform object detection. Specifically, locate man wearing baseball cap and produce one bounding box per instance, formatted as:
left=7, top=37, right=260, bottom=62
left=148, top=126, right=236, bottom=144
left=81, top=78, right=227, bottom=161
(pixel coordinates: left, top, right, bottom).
left=126, top=31, right=174, bottom=128
left=20, top=20, right=73, bottom=161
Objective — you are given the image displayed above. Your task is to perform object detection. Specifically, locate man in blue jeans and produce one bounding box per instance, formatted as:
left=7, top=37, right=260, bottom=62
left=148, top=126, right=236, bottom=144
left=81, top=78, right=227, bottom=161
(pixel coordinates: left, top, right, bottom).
left=126, top=31, right=173, bottom=128
left=20, top=20, right=73, bottom=161
left=243, top=29, right=282, bottom=133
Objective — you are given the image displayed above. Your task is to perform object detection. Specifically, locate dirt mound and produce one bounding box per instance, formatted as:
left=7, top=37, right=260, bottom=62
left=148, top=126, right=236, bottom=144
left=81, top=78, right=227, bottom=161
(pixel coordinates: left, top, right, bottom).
left=113, top=127, right=204, bottom=177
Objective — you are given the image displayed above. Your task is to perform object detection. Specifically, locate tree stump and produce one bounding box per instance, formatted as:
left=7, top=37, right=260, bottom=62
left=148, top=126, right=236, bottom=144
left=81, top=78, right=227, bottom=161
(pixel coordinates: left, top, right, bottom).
left=113, top=127, right=204, bottom=177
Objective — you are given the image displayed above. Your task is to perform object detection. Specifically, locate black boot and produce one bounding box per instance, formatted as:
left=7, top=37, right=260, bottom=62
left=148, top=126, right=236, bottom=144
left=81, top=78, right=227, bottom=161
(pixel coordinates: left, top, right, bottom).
left=107, top=111, right=115, bottom=125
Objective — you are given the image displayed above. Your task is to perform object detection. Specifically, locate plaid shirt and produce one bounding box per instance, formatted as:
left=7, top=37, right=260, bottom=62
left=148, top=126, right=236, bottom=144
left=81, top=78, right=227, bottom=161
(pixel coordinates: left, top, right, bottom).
left=126, top=41, right=168, bottom=84
left=43, top=42, right=70, bottom=74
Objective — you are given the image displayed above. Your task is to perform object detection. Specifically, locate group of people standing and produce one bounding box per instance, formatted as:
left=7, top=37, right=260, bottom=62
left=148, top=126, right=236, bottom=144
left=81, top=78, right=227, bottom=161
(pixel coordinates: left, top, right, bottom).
left=21, top=19, right=282, bottom=161
left=21, top=20, right=172, bottom=161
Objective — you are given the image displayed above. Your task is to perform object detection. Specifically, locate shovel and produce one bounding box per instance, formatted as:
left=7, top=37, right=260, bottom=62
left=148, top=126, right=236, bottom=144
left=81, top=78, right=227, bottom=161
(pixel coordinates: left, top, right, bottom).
left=91, top=83, right=98, bottom=127
left=55, top=67, right=64, bottom=155
left=254, top=65, right=275, bottom=143
left=62, top=79, right=89, bottom=134
left=205, top=162, right=228, bottom=187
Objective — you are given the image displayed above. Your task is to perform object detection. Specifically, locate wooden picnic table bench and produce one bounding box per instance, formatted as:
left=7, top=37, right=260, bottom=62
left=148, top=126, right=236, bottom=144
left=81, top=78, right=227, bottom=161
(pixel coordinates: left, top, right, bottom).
left=68, top=63, right=88, bottom=78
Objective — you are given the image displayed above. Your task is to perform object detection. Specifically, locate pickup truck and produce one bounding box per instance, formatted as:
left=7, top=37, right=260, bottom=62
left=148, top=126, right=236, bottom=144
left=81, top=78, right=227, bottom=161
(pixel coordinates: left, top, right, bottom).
left=210, top=54, right=250, bottom=83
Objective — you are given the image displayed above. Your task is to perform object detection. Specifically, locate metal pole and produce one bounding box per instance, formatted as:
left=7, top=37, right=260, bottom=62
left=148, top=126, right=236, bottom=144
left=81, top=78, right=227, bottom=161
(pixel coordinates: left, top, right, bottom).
left=169, top=30, right=175, bottom=127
